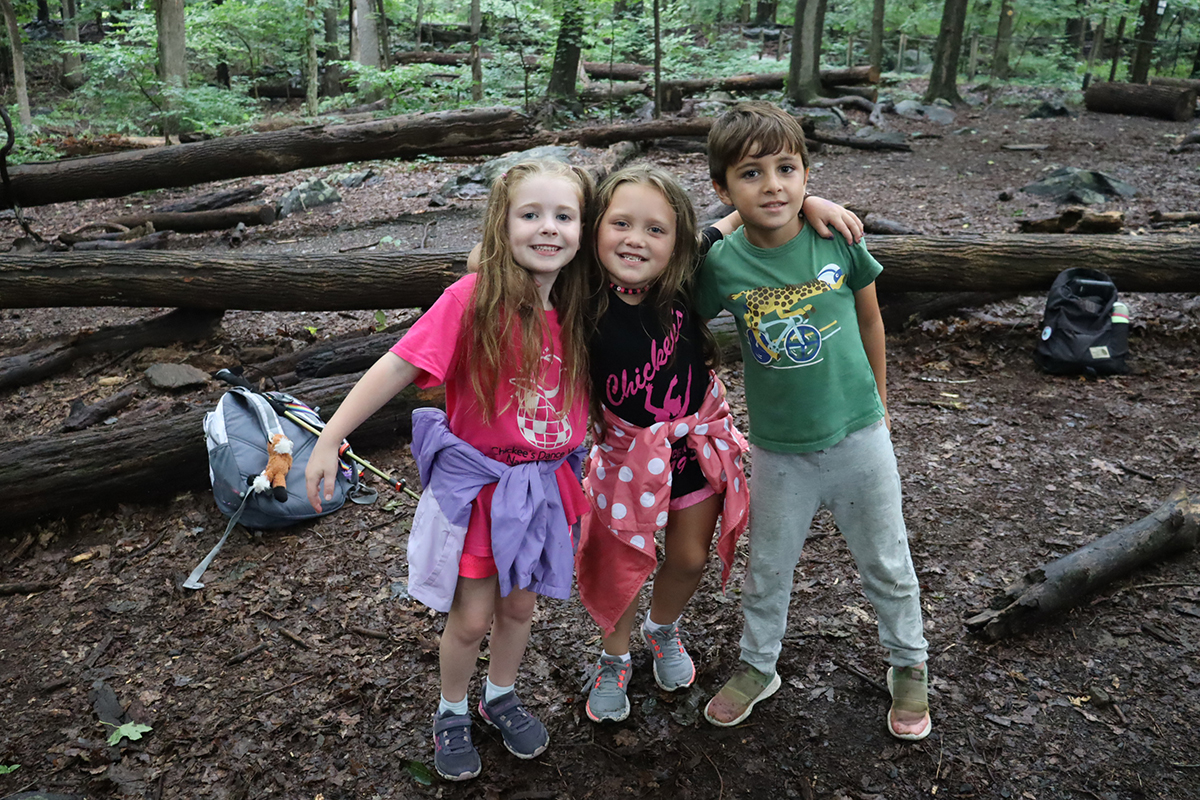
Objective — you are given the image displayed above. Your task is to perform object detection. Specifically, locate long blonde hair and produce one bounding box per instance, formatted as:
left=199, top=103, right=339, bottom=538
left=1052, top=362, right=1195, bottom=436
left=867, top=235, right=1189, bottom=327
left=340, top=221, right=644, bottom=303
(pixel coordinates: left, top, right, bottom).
left=586, top=165, right=718, bottom=434
left=467, top=160, right=594, bottom=423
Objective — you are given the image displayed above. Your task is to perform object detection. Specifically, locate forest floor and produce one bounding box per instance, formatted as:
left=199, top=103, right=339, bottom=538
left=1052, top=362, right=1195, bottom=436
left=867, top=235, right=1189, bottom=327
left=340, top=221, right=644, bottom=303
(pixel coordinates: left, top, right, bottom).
left=2, top=82, right=1200, bottom=800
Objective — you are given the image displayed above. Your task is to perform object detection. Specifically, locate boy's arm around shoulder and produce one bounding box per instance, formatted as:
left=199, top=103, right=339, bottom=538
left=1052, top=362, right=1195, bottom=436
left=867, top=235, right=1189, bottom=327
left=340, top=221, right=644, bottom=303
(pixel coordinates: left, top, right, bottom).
left=306, top=352, right=421, bottom=509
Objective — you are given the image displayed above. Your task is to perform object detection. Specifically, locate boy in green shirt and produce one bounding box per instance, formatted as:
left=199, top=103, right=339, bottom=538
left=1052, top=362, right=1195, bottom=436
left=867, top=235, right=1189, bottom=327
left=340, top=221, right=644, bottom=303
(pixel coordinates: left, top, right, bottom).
left=695, top=102, right=931, bottom=741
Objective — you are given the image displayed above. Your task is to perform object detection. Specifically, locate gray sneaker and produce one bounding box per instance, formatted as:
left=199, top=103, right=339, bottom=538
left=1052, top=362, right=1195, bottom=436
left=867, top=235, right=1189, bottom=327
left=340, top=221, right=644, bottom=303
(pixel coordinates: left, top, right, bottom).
left=642, top=622, right=696, bottom=691
left=432, top=711, right=481, bottom=781
left=585, top=654, right=632, bottom=722
left=478, top=691, right=549, bottom=759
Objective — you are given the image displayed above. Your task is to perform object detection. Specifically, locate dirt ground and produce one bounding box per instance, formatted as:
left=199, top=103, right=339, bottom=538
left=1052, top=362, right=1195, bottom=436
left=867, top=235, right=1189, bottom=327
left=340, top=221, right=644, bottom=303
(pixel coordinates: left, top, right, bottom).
left=2, top=83, right=1200, bottom=800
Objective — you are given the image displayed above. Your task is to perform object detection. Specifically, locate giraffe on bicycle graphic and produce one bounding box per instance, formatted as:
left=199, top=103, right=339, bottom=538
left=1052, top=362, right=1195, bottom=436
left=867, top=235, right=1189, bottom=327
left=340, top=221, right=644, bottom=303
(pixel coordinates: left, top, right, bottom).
left=731, top=264, right=845, bottom=366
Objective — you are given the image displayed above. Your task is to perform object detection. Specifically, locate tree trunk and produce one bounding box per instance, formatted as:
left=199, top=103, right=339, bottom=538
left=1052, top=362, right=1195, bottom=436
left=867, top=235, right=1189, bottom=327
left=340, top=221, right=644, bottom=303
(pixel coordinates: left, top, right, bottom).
left=1129, top=0, right=1163, bottom=84
left=991, top=0, right=1013, bottom=80
left=754, top=1, right=778, bottom=25
left=374, top=0, right=390, bottom=68
left=0, top=0, right=32, bottom=126
left=869, top=0, right=885, bottom=73
left=60, top=0, right=83, bottom=90
left=1082, top=17, right=1106, bottom=90
left=305, top=0, right=319, bottom=116
left=546, top=0, right=583, bottom=102
left=964, top=489, right=1199, bottom=642
left=320, top=6, right=342, bottom=98
left=1085, top=81, right=1195, bottom=121
left=3, top=374, right=442, bottom=530
left=0, top=107, right=530, bottom=208
left=0, top=308, right=223, bottom=390
left=154, top=0, right=186, bottom=88
left=787, top=0, right=827, bottom=106
left=6, top=235, right=1200, bottom=312
left=469, top=0, right=482, bottom=101
left=351, top=0, right=380, bottom=67
left=924, top=0, right=967, bottom=104
left=1109, top=16, right=1128, bottom=82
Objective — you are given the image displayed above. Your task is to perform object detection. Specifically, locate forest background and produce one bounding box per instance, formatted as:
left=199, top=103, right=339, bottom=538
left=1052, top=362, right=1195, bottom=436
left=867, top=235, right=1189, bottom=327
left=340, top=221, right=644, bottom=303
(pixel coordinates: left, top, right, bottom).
left=2, top=2, right=1200, bottom=800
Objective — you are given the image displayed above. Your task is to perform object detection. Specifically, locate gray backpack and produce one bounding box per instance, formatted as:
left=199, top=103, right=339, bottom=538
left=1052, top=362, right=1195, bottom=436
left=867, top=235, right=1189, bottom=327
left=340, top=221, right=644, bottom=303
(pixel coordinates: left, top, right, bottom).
left=186, top=386, right=364, bottom=588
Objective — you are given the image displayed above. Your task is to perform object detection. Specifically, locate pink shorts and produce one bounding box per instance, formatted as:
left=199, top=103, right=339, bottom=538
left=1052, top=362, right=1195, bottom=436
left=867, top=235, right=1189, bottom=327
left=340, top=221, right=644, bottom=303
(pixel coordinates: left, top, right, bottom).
left=458, top=462, right=589, bottom=580
left=669, top=484, right=717, bottom=511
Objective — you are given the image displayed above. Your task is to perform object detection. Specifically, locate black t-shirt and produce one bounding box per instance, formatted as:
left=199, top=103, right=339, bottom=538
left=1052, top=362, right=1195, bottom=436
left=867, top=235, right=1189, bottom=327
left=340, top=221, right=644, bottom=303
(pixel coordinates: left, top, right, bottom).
left=590, top=293, right=710, bottom=497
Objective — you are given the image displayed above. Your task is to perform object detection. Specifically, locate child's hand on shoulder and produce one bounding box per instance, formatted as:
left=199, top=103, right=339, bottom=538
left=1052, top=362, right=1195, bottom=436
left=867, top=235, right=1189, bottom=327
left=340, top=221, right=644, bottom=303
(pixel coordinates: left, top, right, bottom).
left=802, top=196, right=864, bottom=245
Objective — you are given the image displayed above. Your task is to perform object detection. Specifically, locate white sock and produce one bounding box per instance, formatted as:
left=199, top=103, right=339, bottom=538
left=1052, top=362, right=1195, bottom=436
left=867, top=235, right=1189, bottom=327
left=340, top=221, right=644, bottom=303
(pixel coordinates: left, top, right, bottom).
left=438, top=694, right=469, bottom=717
left=601, top=650, right=631, bottom=663
left=644, top=614, right=680, bottom=632
left=484, top=677, right=514, bottom=704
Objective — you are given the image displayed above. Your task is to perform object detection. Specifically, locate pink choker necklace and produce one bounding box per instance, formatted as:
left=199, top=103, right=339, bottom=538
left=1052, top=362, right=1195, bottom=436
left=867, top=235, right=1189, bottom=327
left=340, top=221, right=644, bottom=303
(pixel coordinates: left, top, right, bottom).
left=609, top=281, right=651, bottom=295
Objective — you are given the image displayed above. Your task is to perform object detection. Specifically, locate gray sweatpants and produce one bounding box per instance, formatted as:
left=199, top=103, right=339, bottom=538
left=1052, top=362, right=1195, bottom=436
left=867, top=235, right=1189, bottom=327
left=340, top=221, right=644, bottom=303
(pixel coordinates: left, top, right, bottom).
left=739, top=420, right=929, bottom=674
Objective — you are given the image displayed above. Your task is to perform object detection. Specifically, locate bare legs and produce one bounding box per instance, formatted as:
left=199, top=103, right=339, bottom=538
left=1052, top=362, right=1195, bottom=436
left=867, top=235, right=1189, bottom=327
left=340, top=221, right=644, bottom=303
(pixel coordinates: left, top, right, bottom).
left=600, top=493, right=722, bottom=655
left=439, top=576, right=537, bottom=702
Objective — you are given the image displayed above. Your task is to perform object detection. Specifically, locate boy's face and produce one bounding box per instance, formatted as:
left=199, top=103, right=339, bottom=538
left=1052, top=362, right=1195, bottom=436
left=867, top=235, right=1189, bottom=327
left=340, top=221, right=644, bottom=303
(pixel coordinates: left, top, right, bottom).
left=713, top=147, right=809, bottom=249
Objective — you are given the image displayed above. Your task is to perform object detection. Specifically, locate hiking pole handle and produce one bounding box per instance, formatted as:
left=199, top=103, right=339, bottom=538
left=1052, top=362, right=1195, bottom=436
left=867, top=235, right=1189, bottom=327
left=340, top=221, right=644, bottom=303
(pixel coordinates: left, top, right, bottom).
left=214, top=368, right=255, bottom=391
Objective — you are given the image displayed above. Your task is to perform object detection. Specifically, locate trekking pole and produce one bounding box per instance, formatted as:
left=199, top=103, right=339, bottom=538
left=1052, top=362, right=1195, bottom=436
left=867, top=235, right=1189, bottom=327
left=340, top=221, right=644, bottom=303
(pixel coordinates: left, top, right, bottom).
left=214, top=369, right=421, bottom=500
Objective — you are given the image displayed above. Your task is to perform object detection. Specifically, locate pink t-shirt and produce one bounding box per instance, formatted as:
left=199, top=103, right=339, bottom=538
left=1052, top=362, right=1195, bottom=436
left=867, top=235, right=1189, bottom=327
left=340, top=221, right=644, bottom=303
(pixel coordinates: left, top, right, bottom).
left=390, top=273, right=588, bottom=467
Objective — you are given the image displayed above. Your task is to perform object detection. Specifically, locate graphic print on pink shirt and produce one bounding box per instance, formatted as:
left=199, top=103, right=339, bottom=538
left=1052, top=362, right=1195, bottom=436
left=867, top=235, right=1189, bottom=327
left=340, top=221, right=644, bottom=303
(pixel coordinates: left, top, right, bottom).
left=604, top=307, right=691, bottom=420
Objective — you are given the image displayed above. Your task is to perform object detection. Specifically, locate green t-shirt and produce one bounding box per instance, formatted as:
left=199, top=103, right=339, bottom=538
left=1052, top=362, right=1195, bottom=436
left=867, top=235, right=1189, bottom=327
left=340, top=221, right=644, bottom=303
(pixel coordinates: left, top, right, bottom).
left=695, top=223, right=885, bottom=453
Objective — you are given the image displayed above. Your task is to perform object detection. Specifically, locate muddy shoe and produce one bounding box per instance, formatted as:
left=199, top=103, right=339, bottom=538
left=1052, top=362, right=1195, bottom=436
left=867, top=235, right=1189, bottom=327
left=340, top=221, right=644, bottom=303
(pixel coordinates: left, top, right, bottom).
left=432, top=711, right=481, bottom=781
left=703, top=662, right=781, bottom=727
left=887, top=664, right=932, bottom=741
left=478, top=691, right=549, bottom=759
left=642, top=621, right=696, bottom=691
left=586, top=654, right=632, bottom=722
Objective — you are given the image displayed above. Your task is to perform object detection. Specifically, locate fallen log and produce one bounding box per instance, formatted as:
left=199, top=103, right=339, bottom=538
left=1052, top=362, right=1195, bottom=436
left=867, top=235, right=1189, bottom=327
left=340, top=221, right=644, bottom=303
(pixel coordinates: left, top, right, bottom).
left=1017, top=208, right=1124, bottom=234
left=807, top=129, right=911, bottom=152
left=1149, top=210, right=1200, bottom=228
left=819, top=65, right=882, bottom=86
left=965, top=489, right=1199, bottom=641
left=156, top=184, right=265, bottom=213
left=0, top=107, right=530, bottom=208
left=583, top=61, right=654, bottom=81
left=5, top=236, right=1200, bottom=310
left=70, top=231, right=173, bottom=251
left=1149, top=76, right=1200, bottom=93
left=103, top=203, right=277, bottom=233
left=3, top=372, right=444, bottom=530
left=61, top=385, right=140, bottom=432
left=1084, top=81, right=1196, bottom=122
left=879, top=291, right=1016, bottom=331
left=0, top=308, right=224, bottom=390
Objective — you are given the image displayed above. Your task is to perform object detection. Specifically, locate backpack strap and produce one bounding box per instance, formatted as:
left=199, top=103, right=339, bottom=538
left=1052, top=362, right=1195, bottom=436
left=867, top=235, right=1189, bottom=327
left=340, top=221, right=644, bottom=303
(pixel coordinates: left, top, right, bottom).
left=230, top=386, right=286, bottom=442
left=183, top=490, right=253, bottom=590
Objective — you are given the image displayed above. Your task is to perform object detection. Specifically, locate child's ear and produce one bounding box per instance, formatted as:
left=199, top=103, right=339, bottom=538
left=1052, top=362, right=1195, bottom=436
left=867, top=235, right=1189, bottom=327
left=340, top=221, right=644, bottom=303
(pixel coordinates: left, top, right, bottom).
left=712, top=179, right=733, bottom=206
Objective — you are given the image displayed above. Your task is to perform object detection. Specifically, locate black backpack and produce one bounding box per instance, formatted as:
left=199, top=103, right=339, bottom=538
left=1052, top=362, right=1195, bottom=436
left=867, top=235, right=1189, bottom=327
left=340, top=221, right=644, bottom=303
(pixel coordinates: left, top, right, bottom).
left=1033, top=268, right=1129, bottom=376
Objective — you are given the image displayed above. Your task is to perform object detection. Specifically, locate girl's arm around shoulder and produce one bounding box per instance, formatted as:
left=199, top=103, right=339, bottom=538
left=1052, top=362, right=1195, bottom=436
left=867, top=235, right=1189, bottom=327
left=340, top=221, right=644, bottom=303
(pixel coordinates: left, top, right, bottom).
left=306, top=352, right=421, bottom=510
left=853, top=282, right=890, bottom=429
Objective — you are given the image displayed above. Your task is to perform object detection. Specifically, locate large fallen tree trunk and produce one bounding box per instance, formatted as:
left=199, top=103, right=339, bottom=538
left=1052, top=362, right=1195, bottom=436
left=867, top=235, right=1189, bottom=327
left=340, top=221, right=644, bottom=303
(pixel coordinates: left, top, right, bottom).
left=3, top=372, right=444, bottom=530
left=5, top=235, right=1199, bottom=311
left=0, top=308, right=224, bottom=390
left=965, top=489, right=1199, bottom=641
left=0, top=107, right=530, bottom=208
left=1084, top=81, right=1196, bottom=122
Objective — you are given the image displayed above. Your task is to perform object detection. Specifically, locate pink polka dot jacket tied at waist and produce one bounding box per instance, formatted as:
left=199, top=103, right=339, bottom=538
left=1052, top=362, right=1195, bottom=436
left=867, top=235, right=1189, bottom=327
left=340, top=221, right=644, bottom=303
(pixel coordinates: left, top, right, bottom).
left=575, top=375, right=751, bottom=635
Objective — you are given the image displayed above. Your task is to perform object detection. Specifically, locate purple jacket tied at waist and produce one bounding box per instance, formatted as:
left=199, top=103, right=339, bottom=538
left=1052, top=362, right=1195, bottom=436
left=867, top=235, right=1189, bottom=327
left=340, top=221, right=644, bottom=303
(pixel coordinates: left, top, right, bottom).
left=406, top=407, right=584, bottom=611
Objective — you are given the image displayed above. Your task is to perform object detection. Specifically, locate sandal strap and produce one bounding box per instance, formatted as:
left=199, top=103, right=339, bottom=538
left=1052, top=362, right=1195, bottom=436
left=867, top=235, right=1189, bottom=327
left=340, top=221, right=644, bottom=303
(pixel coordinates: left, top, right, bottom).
left=889, top=665, right=929, bottom=714
left=718, top=664, right=775, bottom=706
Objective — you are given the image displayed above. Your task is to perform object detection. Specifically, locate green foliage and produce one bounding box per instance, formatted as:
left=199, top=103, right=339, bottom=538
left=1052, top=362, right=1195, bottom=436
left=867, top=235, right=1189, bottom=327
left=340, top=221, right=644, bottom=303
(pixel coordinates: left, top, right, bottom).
left=0, top=764, right=19, bottom=774
left=405, top=759, right=434, bottom=785
left=102, top=721, right=153, bottom=745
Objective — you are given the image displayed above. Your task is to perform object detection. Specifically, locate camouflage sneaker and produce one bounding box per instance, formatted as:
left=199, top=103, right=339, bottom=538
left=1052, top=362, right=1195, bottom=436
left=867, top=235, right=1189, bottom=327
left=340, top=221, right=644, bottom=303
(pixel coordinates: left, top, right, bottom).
left=703, top=662, right=781, bottom=727
left=478, top=691, right=549, bottom=759
left=432, top=710, right=481, bottom=781
left=585, top=654, right=632, bottom=722
left=642, top=621, right=696, bottom=691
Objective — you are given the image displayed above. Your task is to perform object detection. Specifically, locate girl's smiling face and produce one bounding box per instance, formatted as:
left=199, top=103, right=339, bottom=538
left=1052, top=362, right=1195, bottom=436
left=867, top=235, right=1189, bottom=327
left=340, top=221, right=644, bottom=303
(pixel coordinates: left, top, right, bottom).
left=506, top=175, right=583, bottom=283
left=596, top=182, right=677, bottom=302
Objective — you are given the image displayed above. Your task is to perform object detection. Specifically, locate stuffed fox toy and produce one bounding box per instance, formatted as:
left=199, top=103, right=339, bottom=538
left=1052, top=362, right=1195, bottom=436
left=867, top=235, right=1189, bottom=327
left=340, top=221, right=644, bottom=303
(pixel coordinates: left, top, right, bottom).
left=252, top=433, right=293, bottom=502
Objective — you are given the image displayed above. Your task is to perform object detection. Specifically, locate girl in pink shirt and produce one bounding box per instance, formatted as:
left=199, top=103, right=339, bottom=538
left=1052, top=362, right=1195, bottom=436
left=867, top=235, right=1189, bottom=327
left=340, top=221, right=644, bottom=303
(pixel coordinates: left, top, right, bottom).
left=306, top=161, right=593, bottom=782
